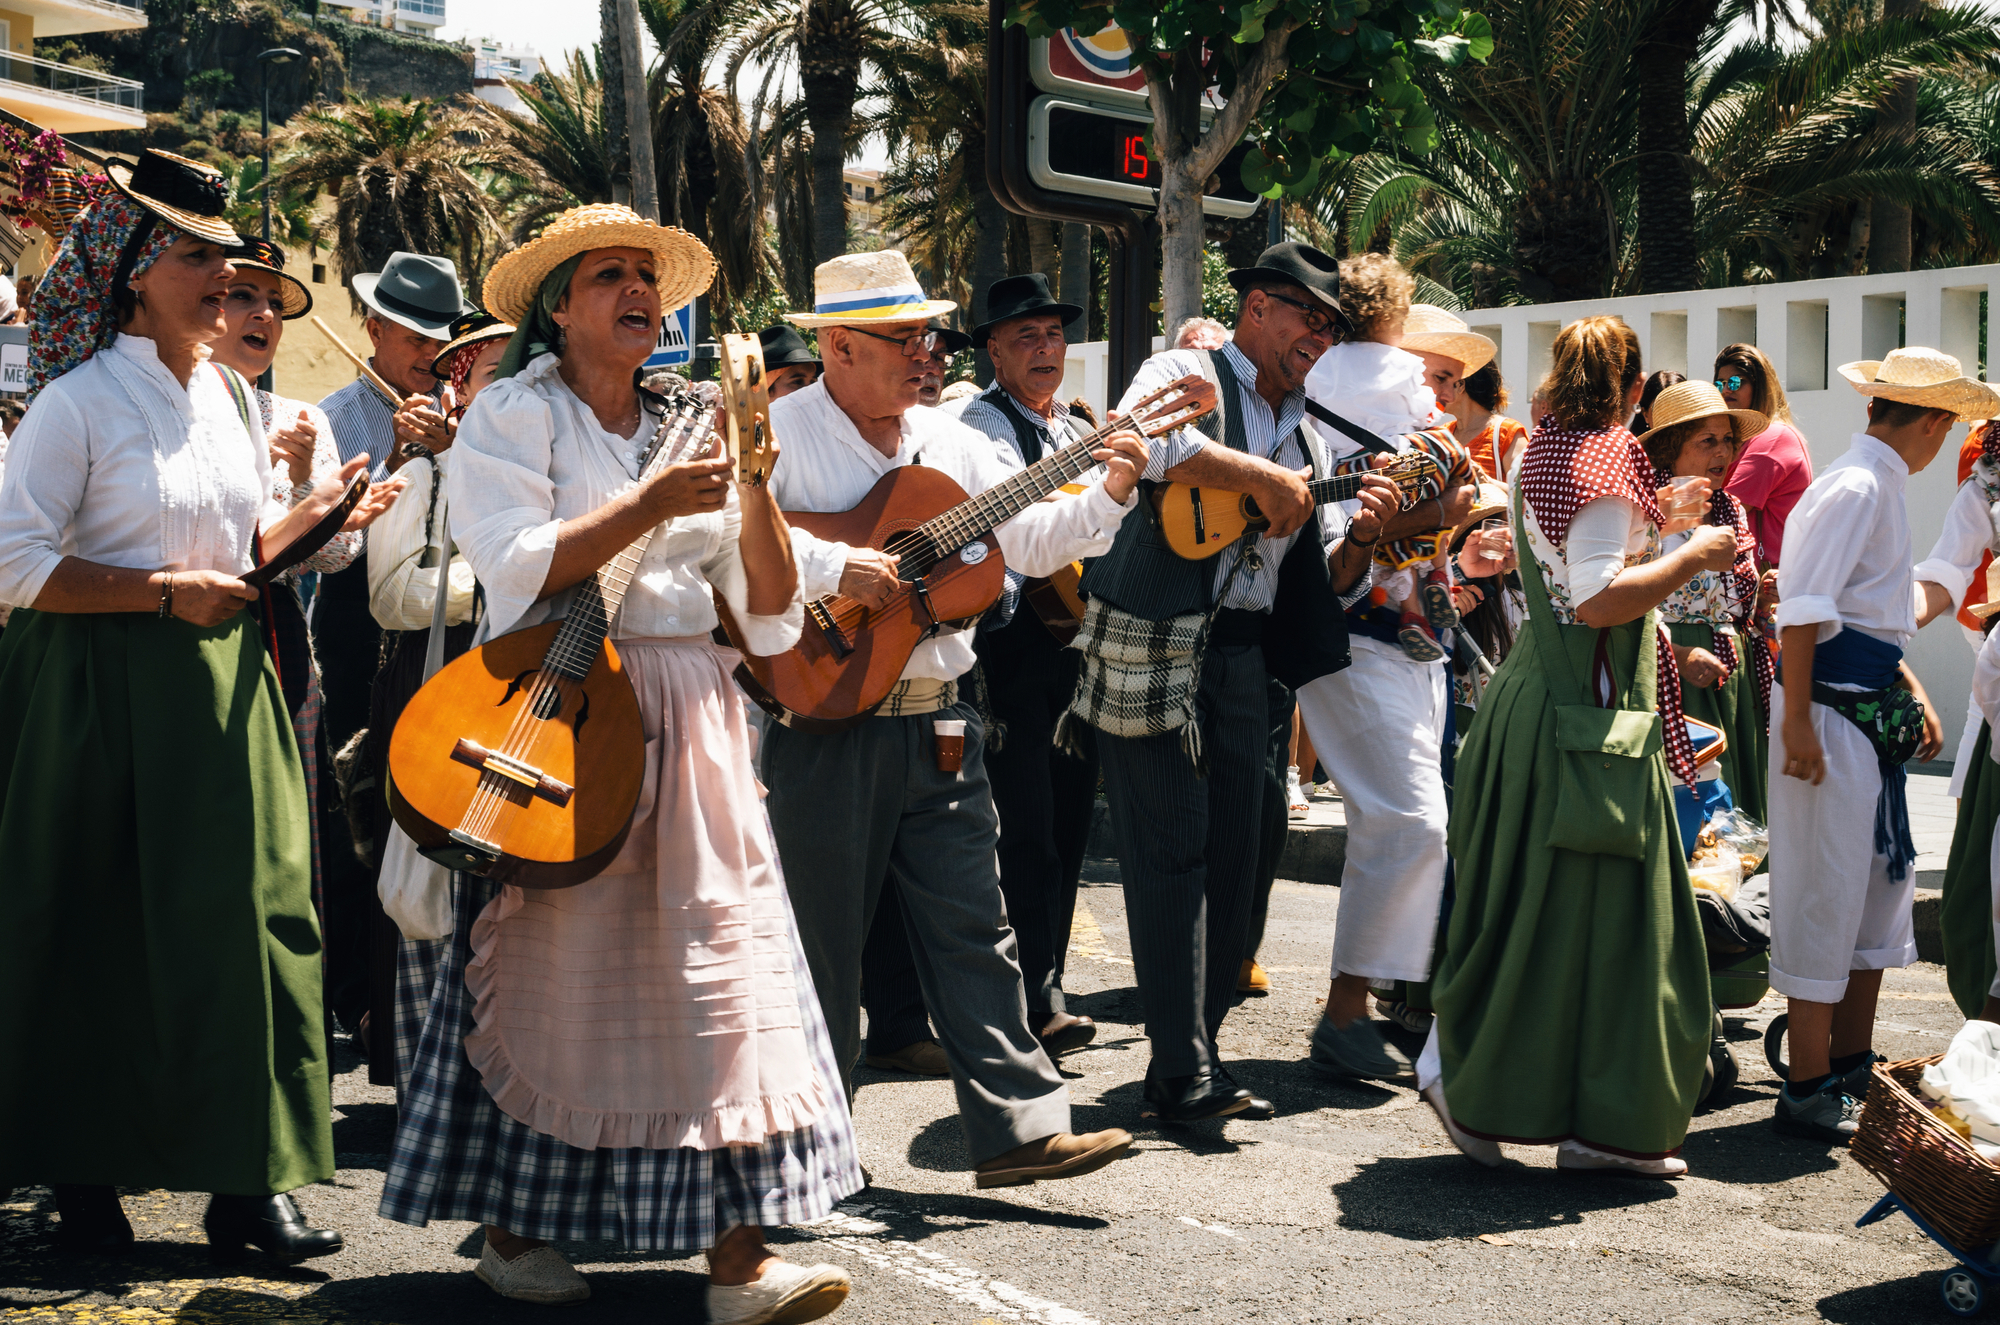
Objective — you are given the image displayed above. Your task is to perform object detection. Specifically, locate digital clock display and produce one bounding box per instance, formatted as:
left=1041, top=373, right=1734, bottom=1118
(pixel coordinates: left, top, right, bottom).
left=1042, top=103, right=1258, bottom=206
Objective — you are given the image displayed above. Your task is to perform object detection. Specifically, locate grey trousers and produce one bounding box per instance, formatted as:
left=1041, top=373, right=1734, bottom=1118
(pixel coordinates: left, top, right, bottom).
left=1096, top=643, right=1270, bottom=1079
left=763, top=699, right=1070, bottom=1164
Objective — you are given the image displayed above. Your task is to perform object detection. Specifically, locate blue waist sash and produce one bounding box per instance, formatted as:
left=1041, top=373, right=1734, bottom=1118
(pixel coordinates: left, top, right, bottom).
left=1809, top=628, right=1918, bottom=883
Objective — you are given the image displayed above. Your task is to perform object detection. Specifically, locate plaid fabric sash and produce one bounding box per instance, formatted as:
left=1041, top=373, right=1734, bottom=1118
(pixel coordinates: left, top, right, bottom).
left=1057, top=597, right=1208, bottom=771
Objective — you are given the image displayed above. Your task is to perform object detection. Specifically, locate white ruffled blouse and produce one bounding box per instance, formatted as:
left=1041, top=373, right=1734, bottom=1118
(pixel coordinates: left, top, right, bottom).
left=446, top=352, right=803, bottom=655
left=0, top=334, right=277, bottom=608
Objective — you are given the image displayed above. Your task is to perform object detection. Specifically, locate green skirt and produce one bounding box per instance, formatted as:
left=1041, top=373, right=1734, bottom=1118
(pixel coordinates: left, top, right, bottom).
left=0, top=608, right=332, bottom=1194
left=1943, top=721, right=2000, bottom=1020
left=1437, top=614, right=1712, bottom=1157
left=1667, top=620, right=1768, bottom=827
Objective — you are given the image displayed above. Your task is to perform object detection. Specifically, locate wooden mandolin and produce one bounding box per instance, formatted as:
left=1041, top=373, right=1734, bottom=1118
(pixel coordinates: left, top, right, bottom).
left=718, top=377, right=1217, bottom=730
left=387, top=365, right=776, bottom=888
left=1152, top=450, right=1440, bottom=560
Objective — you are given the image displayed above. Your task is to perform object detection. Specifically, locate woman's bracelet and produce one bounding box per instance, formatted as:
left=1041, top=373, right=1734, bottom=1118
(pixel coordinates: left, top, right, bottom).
left=157, top=571, right=175, bottom=619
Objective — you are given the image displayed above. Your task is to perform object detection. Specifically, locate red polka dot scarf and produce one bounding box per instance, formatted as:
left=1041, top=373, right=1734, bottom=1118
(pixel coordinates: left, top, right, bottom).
left=1651, top=460, right=1774, bottom=721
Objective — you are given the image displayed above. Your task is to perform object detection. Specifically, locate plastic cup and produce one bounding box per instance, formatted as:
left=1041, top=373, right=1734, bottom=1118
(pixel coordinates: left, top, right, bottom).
left=934, top=718, right=966, bottom=773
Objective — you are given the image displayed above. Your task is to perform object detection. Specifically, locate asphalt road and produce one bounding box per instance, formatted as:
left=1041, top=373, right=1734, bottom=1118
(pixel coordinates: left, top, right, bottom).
left=0, top=844, right=1979, bottom=1325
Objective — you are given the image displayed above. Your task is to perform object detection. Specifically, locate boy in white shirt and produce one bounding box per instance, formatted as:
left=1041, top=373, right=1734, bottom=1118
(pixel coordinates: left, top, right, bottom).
left=1767, top=348, right=1982, bottom=1144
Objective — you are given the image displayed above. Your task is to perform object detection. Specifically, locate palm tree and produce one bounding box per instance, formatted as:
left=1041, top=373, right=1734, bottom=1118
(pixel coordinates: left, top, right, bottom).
left=275, top=97, right=519, bottom=311
left=474, top=51, right=618, bottom=244
left=220, top=156, right=317, bottom=251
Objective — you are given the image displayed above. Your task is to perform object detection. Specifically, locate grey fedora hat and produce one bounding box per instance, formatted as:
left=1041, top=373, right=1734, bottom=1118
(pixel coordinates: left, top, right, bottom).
left=352, top=251, right=474, bottom=339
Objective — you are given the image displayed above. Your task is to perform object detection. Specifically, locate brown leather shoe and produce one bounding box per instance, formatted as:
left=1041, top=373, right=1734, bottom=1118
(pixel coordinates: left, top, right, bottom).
left=1238, top=959, right=1271, bottom=995
left=1039, top=1012, right=1097, bottom=1056
left=864, top=1040, right=950, bottom=1076
left=973, top=1129, right=1133, bottom=1189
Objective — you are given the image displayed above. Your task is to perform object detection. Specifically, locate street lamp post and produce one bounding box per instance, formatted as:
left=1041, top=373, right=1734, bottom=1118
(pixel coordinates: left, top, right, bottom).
left=256, top=47, right=301, bottom=242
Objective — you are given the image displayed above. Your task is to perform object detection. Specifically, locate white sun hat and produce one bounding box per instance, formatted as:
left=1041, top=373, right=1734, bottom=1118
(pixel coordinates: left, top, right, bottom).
left=1401, top=305, right=1496, bottom=376
left=786, top=250, right=957, bottom=328
left=1837, top=346, right=2000, bottom=422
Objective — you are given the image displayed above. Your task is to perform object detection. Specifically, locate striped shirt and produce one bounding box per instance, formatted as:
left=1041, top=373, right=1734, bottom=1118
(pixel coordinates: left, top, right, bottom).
left=1116, top=340, right=1338, bottom=613
left=957, top=384, right=1086, bottom=628
left=320, top=365, right=434, bottom=477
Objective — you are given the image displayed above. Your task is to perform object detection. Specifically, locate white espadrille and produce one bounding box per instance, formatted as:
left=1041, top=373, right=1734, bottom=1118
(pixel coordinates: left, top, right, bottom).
left=1421, top=1082, right=1502, bottom=1168
left=473, top=1242, right=592, bottom=1305
left=706, top=1259, right=851, bottom=1325
left=1556, top=1139, right=1687, bottom=1179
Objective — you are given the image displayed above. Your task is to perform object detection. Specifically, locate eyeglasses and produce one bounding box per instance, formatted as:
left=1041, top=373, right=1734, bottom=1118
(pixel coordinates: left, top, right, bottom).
left=847, top=326, right=944, bottom=358
left=1260, top=290, right=1337, bottom=337
left=1714, top=374, right=1747, bottom=393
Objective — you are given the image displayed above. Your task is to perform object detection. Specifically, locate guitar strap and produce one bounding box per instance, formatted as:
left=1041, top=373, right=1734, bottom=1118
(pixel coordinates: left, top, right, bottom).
left=1302, top=398, right=1397, bottom=456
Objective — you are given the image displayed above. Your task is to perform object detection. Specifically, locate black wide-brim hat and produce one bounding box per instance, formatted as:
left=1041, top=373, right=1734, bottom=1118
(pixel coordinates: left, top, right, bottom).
left=932, top=323, right=972, bottom=355
left=1226, top=241, right=1351, bottom=333
left=430, top=309, right=517, bottom=378
left=758, top=323, right=820, bottom=369
left=108, top=149, right=242, bottom=247
left=354, top=250, right=474, bottom=338
left=971, top=272, right=1081, bottom=346
left=223, top=238, right=313, bottom=319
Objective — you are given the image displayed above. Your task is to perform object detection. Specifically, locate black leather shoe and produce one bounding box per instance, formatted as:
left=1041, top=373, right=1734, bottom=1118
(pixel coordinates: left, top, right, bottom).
left=204, top=1192, right=344, bottom=1264
left=1218, top=1068, right=1275, bottom=1120
left=1140, top=1070, right=1253, bottom=1122
left=52, top=1185, right=134, bottom=1256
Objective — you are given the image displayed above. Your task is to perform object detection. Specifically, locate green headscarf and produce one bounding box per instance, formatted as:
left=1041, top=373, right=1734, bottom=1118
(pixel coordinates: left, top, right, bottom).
left=495, top=252, right=587, bottom=380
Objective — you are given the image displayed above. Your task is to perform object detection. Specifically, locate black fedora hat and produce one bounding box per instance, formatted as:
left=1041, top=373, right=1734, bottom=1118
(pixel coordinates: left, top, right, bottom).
left=971, top=273, right=1081, bottom=346
left=1227, top=241, right=1350, bottom=331
left=759, top=323, right=820, bottom=369
left=353, top=250, right=474, bottom=339
left=223, top=238, right=313, bottom=319
left=931, top=323, right=972, bottom=356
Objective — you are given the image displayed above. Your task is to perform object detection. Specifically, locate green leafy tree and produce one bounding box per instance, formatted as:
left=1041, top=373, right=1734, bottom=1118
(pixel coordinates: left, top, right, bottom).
left=1011, top=0, right=1491, bottom=328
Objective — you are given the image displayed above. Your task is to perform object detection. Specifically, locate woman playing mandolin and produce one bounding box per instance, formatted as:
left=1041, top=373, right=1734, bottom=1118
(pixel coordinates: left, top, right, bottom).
left=377, top=205, right=861, bottom=1325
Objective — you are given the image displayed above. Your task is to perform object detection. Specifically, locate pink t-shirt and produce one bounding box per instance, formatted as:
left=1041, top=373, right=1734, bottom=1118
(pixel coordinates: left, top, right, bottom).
left=1726, top=420, right=1812, bottom=566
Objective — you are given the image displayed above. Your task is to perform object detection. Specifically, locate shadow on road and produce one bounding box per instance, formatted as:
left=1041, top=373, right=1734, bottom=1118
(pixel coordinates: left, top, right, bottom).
left=1679, top=1113, right=1848, bottom=1183
left=1332, top=1153, right=1680, bottom=1239
left=308, top=1265, right=708, bottom=1321
left=815, top=1188, right=1112, bottom=1237
left=1818, top=1272, right=1946, bottom=1321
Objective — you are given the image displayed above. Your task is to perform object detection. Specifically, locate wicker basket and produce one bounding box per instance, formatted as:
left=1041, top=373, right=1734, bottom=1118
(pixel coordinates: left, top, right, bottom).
left=1851, top=1055, right=2000, bottom=1251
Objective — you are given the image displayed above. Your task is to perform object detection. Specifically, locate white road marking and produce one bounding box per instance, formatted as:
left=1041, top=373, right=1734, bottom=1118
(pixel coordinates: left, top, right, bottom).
left=798, top=1209, right=1102, bottom=1324
left=1176, top=1215, right=1241, bottom=1239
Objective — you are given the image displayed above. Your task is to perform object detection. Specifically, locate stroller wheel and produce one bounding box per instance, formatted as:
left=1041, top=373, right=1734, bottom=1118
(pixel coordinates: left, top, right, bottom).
left=1942, top=1268, right=1986, bottom=1317
left=1711, top=1006, right=1741, bottom=1099
left=1764, top=1013, right=1789, bottom=1079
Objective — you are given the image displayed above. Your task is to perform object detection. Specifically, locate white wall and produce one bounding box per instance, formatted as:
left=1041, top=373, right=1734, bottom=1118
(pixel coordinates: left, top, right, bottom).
left=1062, top=263, right=1999, bottom=762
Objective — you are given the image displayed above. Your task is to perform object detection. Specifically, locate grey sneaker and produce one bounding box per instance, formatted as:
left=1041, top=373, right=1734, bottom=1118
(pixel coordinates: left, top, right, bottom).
left=1773, top=1080, right=1861, bottom=1145
left=1309, top=1014, right=1415, bottom=1082
left=1838, top=1052, right=1882, bottom=1103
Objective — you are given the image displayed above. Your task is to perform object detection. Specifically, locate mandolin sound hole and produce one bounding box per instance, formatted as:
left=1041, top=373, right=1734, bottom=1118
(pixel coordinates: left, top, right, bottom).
left=532, top=686, right=564, bottom=721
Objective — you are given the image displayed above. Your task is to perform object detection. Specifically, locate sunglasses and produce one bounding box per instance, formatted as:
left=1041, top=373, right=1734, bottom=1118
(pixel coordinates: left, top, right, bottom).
left=1714, top=375, right=1748, bottom=393
left=1260, top=290, right=1338, bottom=338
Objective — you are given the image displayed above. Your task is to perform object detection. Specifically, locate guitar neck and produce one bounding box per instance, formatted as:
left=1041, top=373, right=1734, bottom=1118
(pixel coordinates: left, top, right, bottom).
left=899, top=423, right=1111, bottom=578
left=1305, top=472, right=1372, bottom=508
left=542, top=395, right=717, bottom=682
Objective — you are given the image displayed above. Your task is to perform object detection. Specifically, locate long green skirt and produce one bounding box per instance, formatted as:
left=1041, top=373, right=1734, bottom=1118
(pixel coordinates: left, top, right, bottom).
left=1437, top=614, right=1712, bottom=1157
left=1943, top=721, right=2000, bottom=1020
left=1667, top=621, right=1768, bottom=827
left=0, top=608, right=332, bottom=1194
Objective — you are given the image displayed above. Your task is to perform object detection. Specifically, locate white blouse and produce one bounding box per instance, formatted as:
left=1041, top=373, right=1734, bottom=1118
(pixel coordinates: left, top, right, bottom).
left=1521, top=495, right=1658, bottom=623
left=1774, top=434, right=1918, bottom=648
left=1913, top=460, right=2000, bottom=607
left=367, top=448, right=477, bottom=631
left=261, top=391, right=359, bottom=576
left=446, top=352, right=802, bottom=656
left=0, top=334, right=277, bottom=608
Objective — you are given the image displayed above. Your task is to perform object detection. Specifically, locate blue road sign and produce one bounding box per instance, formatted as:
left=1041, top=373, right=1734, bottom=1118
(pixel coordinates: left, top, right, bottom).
left=644, top=303, right=696, bottom=368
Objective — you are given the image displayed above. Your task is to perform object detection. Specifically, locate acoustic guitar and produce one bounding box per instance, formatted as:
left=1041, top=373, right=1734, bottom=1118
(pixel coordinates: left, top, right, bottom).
left=1152, top=450, right=1440, bottom=560
left=1021, top=482, right=1089, bottom=645
left=718, top=376, right=1217, bottom=730
left=387, top=351, right=777, bottom=887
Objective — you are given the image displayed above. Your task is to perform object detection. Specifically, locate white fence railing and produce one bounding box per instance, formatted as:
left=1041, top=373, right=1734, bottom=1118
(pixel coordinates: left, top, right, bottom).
left=1058, top=263, right=2000, bottom=766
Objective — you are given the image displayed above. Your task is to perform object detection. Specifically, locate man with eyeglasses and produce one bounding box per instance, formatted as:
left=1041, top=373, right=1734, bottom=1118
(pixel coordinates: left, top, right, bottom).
left=761, top=252, right=1148, bottom=1190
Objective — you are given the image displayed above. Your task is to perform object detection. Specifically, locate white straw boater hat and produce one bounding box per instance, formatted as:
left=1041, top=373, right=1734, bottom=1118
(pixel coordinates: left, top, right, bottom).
left=786, top=250, right=956, bottom=328
left=1838, top=346, right=2000, bottom=422
left=1401, top=305, right=1496, bottom=376
left=482, top=203, right=715, bottom=326
left=1648, top=379, right=1768, bottom=441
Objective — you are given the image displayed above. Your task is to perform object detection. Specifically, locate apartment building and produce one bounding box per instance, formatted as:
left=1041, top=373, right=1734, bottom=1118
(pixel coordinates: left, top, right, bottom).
left=471, top=36, right=541, bottom=115
left=844, top=167, right=884, bottom=237
left=349, top=0, right=445, bottom=40
left=0, top=0, right=144, bottom=135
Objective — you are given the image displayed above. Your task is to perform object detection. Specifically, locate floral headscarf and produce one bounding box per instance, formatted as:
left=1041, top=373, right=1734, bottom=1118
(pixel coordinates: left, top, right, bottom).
left=27, top=192, right=179, bottom=402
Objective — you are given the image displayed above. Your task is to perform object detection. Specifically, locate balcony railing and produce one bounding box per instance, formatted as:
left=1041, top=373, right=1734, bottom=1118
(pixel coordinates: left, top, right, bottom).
left=0, top=50, right=142, bottom=111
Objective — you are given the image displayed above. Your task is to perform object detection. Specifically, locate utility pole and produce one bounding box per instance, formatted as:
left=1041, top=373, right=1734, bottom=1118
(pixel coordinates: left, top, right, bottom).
left=617, top=0, right=660, bottom=222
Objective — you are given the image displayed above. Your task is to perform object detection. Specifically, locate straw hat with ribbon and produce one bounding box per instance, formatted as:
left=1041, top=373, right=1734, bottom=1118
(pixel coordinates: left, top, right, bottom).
left=429, top=309, right=515, bottom=378
left=222, top=237, right=312, bottom=319
left=482, top=203, right=715, bottom=326
left=1969, top=559, right=2000, bottom=621
left=1646, top=379, right=1768, bottom=442
left=1402, top=305, right=1496, bottom=375
left=785, top=250, right=956, bottom=328
left=107, top=149, right=240, bottom=246
left=1838, top=346, right=2000, bottom=422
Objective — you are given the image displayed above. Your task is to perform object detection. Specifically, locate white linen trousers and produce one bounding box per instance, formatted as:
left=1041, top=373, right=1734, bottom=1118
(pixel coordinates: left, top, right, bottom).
left=1766, top=682, right=1919, bottom=1003
left=1296, top=636, right=1451, bottom=984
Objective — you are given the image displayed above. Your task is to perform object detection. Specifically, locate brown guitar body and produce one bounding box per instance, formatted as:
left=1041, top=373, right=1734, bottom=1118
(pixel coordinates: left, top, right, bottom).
left=1023, top=565, right=1086, bottom=645
left=729, top=465, right=1004, bottom=730
left=387, top=621, right=647, bottom=888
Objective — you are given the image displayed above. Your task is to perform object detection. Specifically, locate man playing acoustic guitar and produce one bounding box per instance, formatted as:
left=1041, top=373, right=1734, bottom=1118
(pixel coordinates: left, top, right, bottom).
left=761, top=252, right=1148, bottom=1190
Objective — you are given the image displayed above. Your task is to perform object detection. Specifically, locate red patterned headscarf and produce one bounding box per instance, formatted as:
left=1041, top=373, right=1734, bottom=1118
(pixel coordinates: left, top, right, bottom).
left=27, top=192, right=179, bottom=402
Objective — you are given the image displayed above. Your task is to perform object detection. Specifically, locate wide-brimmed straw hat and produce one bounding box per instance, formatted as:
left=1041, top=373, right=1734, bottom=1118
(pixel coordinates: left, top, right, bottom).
left=1838, top=346, right=2000, bottom=422
left=1402, top=305, right=1496, bottom=376
left=1647, top=379, right=1767, bottom=441
left=786, top=250, right=956, bottom=328
left=1452, top=480, right=1512, bottom=545
left=223, top=237, right=312, bottom=319
left=107, top=149, right=240, bottom=246
left=483, top=203, right=715, bottom=326
left=429, top=309, right=515, bottom=378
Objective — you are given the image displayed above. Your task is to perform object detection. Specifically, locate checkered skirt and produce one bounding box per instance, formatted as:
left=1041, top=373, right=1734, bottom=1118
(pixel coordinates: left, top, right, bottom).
left=378, top=861, right=863, bottom=1251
